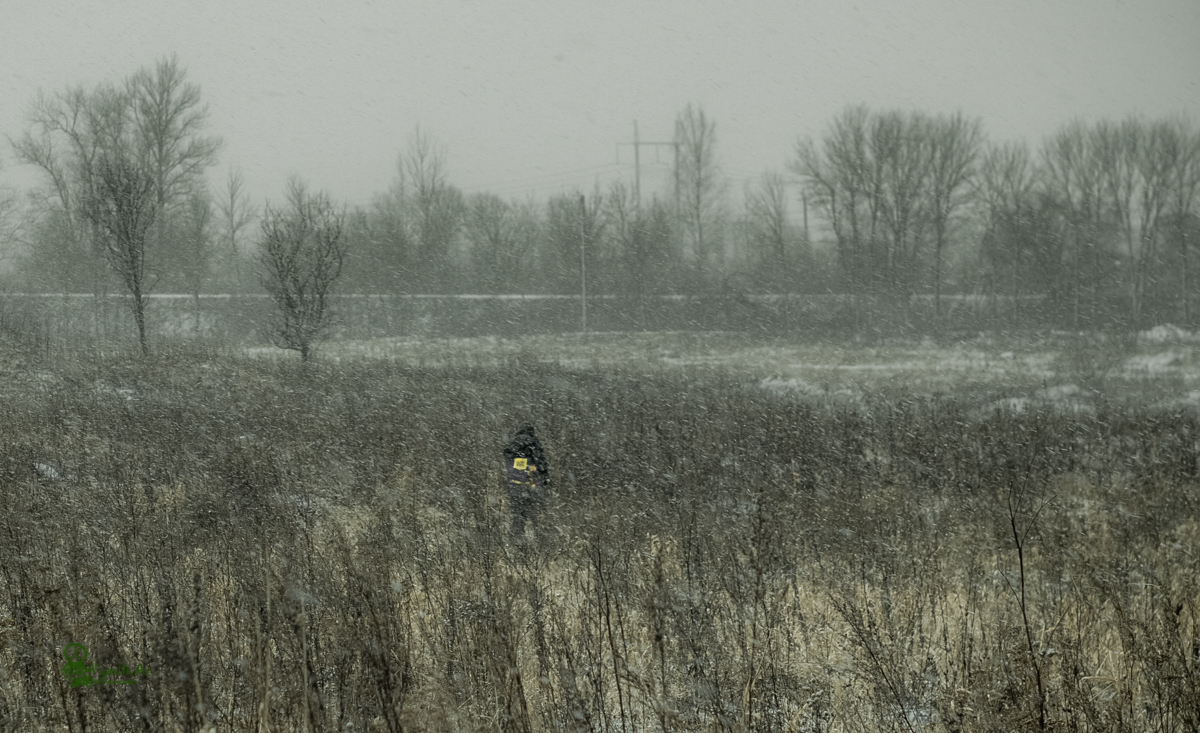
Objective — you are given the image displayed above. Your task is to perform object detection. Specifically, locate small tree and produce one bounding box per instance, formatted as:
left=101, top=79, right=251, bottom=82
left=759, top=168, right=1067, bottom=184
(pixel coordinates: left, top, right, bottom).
left=674, top=103, right=725, bottom=292
left=258, top=178, right=347, bottom=361
left=216, top=167, right=256, bottom=292
left=174, top=184, right=214, bottom=331
left=744, top=171, right=797, bottom=293
left=0, top=159, right=18, bottom=265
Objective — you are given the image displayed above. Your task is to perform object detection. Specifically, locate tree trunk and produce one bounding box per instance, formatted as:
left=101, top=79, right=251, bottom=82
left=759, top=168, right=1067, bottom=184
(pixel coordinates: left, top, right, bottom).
left=133, top=289, right=148, bottom=356
left=935, top=238, right=943, bottom=323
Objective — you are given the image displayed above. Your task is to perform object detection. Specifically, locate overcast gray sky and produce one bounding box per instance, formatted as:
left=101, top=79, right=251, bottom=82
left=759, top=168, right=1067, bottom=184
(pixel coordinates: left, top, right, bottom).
left=2, top=0, right=1197, bottom=209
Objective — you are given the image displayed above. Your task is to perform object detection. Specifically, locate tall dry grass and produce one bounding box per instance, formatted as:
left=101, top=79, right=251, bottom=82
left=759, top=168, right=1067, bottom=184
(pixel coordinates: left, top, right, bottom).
left=0, top=346, right=1197, bottom=731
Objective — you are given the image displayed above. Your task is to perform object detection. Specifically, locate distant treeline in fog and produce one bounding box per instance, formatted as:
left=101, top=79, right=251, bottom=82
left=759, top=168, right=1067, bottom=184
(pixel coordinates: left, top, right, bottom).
left=3, top=57, right=1199, bottom=334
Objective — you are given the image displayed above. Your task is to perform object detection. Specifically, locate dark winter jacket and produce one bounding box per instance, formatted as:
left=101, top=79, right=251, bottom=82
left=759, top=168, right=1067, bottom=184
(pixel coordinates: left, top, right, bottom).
left=504, top=423, right=549, bottom=485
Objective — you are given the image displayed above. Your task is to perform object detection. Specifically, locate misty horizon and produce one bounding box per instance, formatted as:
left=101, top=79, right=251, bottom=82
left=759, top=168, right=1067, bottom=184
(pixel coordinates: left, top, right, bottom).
left=2, top=0, right=1197, bottom=210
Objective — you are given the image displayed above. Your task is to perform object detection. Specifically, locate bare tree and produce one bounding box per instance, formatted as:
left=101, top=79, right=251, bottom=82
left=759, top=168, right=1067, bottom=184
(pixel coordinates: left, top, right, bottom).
left=342, top=182, right=413, bottom=294
left=975, top=141, right=1068, bottom=323
left=794, top=106, right=931, bottom=307
left=744, top=171, right=796, bottom=293
left=1134, top=120, right=1185, bottom=321
left=1165, top=120, right=1200, bottom=321
left=604, top=182, right=675, bottom=321
left=0, top=159, right=18, bottom=265
left=604, top=181, right=638, bottom=298
left=1092, top=119, right=1149, bottom=322
left=258, top=178, right=348, bottom=361
left=1041, top=121, right=1112, bottom=326
left=674, top=103, right=724, bottom=291
left=78, top=86, right=160, bottom=354
left=793, top=106, right=880, bottom=295
left=12, top=86, right=111, bottom=295
left=545, top=189, right=605, bottom=295
left=217, top=167, right=256, bottom=291
left=873, top=111, right=931, bottom=300
left=402, top=127, right=464, bottom=292
left=977, top=141, right=1037, bottom=293
left=464, top=193, right=536, bottom=294
left=926, top=113, right=982, bottom=318
left=174, top=183, right=214, bottom=329
left=127, top=54, right=221, bottom=257
left=508, top=199, right=543, bottom=292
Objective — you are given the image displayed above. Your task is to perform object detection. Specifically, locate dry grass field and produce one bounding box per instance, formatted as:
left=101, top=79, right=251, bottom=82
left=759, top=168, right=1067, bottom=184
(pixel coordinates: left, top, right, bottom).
left=1, top=328, right=1198, bottom=732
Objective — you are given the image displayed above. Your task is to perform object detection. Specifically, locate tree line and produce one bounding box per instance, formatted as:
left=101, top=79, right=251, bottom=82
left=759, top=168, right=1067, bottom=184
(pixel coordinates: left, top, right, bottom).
left=4, top=57, right=1200, bottom=352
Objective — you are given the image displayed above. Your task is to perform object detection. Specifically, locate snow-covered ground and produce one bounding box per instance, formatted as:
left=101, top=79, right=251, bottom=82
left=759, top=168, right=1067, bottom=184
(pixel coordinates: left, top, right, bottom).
left=247, top=326, right=1200, bottom=413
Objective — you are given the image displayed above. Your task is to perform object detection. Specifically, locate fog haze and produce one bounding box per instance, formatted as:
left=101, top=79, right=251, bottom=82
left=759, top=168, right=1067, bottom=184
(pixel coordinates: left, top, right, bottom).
left=2, top=0, right=1197, bottom=206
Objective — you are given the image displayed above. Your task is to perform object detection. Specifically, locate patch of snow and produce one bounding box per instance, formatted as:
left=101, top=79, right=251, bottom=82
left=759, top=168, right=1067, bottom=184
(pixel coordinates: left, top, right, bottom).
left=1036, top=383, right=1081, bottom=400
left=759, top=376, right=818, bottom=393
left=1125, top=351, right=1185, bottom=373
left=34, top=463, right=60, bottom=480
left=93, top=381, right=136, bottom=402
left=984, top=397, right=1029, bottom=414
left=1033, top=383, right=1095, bottom=415
left=1158, top=390, right=1200, bottom=410
left=1138, top=324, right=1200, bottom=344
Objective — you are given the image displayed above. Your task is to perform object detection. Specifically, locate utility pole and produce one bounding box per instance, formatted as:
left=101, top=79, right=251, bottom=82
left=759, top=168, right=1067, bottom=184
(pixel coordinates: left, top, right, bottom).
left=634, top=120, right=640, bottom=209
left=580, top=193, right=588, bottom=334
left=618, top=121, right=678, bottom=215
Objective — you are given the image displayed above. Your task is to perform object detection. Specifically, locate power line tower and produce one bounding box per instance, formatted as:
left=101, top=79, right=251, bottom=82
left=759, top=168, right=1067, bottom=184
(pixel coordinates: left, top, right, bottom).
left=617, top=120, right=679, bottom=216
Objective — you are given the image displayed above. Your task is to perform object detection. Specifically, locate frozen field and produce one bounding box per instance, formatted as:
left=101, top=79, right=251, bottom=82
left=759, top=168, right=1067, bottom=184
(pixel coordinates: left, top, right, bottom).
left=249, top=325, right=1200, bottom=413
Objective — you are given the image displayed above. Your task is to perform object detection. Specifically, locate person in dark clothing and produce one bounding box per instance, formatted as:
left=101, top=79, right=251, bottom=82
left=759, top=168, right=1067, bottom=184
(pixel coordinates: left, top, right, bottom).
left=504, top=423, right=549, bottom=537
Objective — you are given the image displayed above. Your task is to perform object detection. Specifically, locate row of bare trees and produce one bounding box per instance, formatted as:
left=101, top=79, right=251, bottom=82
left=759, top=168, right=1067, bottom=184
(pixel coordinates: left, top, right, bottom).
left=797, top=106, right=1200, bottom=327
left=982, top=117, right=1200, bottom=326
left=7, top=56, right=1200, bottom=339
left=339, top=105, right=813, bottom=303
left=340, top=106, right=1200, bottom=330
left=794, top=107, right=984, bottom=313
left=340, top=115, right=713, bottom=299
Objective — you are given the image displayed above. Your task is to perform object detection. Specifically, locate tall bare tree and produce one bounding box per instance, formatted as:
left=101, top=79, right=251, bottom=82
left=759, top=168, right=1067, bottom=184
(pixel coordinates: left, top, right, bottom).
left=0, top=159, right=18, bottom=265
left=873, top=111, right=931, bottom=299
left=744, top=171, right=796, bottom=293
left=674, top=104, right=724, bottom=291
left=402, top=127, right=464, bottom=292
left=605, top=182, right=675, bottom=319
left=12, top=86, right=110, bottom=295
left=545, top=189, right=605, bottom=296
left=258, top=178, right=348, bottom=361
left=217, top=167, right=256, bottom=291
left=78, top=86, right=160, bottom=353
left=464, top=193, right=537, bottom=294
left=792, top=106, right=878, bottom=293
left=1165, top=120, right=1200, bottom=321
left=1091, top=119, right=1148, bottom=321
left=976, top=141, right=1062, bottom=320
left=174, top=183, right=214, bottom=329
left=127, top=54, right=221, bottom=260
left=342, top=182, right=412, bottom=294
left=1041, top=121, right=1112, bottom=326
left=794, top=106, right=931, bottom=304
left=1133, top=120, right=1183, bottom=320
left=926, top=112, right=982, bottom=317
